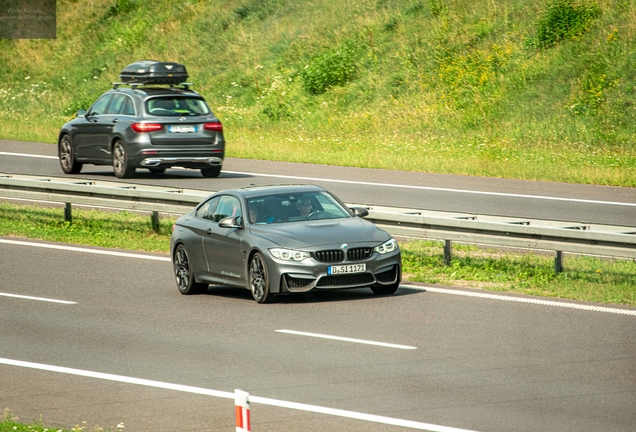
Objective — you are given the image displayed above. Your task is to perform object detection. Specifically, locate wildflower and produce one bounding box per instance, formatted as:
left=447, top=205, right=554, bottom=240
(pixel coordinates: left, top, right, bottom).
left=25, top=76, right=31, bottom=80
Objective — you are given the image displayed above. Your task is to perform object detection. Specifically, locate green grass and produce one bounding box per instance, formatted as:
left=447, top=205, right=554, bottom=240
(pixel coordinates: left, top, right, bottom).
left=1, top=409, right=123, bottom=432
left=0, top=0, right=635, bottom=186
left=1, top=202, right=634, bottom=306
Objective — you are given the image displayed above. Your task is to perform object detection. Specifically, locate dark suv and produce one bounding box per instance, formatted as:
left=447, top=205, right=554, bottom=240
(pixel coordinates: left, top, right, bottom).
left=58, top=63, right=225, bottom=179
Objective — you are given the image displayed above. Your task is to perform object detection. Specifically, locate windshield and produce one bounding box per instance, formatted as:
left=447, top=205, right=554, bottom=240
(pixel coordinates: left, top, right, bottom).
left=145, top=97, right=211, bottom=116
left=247, top=191, right=352, bottom=224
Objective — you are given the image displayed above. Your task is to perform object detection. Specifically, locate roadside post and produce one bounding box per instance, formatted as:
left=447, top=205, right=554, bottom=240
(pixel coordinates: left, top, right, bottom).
left=235, top=389, right=250, bottom=432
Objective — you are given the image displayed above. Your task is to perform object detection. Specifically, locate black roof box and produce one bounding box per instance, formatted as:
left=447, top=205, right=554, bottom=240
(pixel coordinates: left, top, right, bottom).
left=120, top=60, right=189, bottom=85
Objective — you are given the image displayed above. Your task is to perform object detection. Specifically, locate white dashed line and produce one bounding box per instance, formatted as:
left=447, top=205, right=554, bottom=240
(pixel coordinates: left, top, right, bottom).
left=276, top=329, right=417, bottom=349
left=0, top=292, right=76, bottom=304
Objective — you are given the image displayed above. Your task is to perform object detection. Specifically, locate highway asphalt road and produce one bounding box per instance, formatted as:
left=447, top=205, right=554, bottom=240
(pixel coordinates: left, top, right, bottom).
left=1, top=139, right=635, bottom=431
left=1, top=239, right=635, bottom=431
left=1, top=140, right=635, bottom=226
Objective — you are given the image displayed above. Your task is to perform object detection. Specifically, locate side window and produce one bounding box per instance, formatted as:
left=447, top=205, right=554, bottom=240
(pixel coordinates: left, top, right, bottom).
left=120, top=96, right=135, bottom=116
left=196, top=196, right=220, bottom=221
left=213, top=195, right=242, bottom=223
left=88, top=94, right=112, bottom=116
left=105, top=94, right=126, bottom=115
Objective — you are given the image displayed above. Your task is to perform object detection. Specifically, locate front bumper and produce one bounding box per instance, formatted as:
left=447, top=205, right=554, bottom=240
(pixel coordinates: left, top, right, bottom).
left=263, top=250, right=402, bottom=294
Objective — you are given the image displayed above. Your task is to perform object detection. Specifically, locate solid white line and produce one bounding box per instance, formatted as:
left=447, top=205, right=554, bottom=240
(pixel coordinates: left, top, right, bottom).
left=0, top=151, right=57, bottom=159
left=276, top=329, right=417, bottom=350
left=224, top=170, right=636, bottom=208
left=2, top=239, right=634, bottom=317
left=0, top=357, right=477, bottom=432
left=0, top=239, right=170, bottom=261
left=0, top=151, right=632, bottom=208
left=401, top=285, right=636, bottom=317
left=0, top=292, right=76, bottom=304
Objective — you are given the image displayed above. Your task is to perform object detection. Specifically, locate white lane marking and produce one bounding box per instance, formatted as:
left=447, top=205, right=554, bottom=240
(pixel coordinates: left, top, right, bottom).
left=401, top=285, right=636, bottom=316
left=2, top=239, right=634, bottom=316
left=224, top=170, right=636, bottom=208
left=0, top=150, right=633, bottom=208
left=0, top=292, right=76, bottom=304
left=276, top=329, right=417, bottom=350
left=0, top=151, right=57, bottom=159
left=0, top=357, right=477, bottom=432
left=0, top=239, right=170, bottom=261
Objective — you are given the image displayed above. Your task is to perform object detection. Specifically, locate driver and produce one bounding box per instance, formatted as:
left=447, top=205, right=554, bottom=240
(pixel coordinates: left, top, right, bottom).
left=297, top=196, right=313, bottom=217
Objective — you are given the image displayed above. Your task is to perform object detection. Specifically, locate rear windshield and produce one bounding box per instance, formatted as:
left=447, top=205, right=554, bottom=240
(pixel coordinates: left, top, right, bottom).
left=145, top=97, right=211, bottom=116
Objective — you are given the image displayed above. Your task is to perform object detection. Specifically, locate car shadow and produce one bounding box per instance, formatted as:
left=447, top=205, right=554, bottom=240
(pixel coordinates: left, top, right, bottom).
left=200, top=285, right=421, bottom=304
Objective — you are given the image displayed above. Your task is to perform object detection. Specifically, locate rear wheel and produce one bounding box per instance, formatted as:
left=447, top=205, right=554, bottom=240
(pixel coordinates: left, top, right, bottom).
left=173, top=244, right=207, bottom=295
left=201, top=166, right=221, bottom=178
left=112, top=139, right=136, bottom=178
left=58, top=135, right=83, bottom=174
left=249, top=252, right=273, bottom=303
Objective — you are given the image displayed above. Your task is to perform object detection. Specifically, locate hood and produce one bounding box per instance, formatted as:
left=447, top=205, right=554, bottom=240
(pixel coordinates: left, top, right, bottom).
left=248, top=217, right=389, bottom=250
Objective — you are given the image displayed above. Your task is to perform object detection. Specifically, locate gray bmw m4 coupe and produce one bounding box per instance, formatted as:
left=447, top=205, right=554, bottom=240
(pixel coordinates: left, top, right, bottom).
left=170, top=184, right=402, bottom=303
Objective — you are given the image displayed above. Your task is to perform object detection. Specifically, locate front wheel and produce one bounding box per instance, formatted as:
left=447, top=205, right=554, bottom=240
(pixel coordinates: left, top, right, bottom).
left=173, top=244, right=208, bottom=295
left=112, top=140, right=136, bottom=179
left=201, top=166, right=221, bottom=178
left=59, top=135, right=83, bottom=174
left=249, top=252, right=273, bottom=303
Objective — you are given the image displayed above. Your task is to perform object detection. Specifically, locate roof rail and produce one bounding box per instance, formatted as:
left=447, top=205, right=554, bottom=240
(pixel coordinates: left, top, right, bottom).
left=111, top=82, right=193, bottom=90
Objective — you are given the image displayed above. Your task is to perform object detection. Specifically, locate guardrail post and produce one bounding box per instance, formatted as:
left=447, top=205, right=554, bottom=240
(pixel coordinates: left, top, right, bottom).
left=555, top=251, right=563, bottom=274
left=64, top=203, right=72, bottom=224
left=235, top=389, right=250, bottom=432
left=151, top=211, right=160, bottom=233
left=444, top=239, right=452, bottom=266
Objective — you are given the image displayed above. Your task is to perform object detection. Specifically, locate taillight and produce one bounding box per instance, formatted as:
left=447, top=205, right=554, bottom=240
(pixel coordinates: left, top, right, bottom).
left=131, top=123, right=163, bottom=133
left=203, top=122, right=223, bottom=132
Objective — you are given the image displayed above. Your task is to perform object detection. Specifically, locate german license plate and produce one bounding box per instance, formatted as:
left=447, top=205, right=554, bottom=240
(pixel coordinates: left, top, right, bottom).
left=168, top=125, right=197, bottom=133
left=328, top=264, right=366, bottom=275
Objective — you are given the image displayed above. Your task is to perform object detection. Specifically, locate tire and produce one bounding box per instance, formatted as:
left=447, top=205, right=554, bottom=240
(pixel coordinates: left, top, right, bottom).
left=112, top=139, right=136, bottom=179
left=148, top=167, right=166, bottom=174
left=173, top=244, right=208, bottom=295
left=201, top=166, right=221, bottom=178
left=58, top=135, right=83, bottom=174
left=249, top=252, right=273, bottom=303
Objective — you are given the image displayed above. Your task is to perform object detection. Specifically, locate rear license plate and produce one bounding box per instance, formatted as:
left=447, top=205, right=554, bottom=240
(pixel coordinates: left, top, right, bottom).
left=168, top=125, right=197, bottom=133
left=328, top=264, right=366, bottom=275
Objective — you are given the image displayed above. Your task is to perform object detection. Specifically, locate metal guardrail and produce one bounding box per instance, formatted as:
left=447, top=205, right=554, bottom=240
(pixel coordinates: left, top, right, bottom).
left=1, top=173, right=635, bottom=272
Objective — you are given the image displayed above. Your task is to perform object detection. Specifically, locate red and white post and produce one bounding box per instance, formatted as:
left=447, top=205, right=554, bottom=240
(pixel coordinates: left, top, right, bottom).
left=235, top=389, right=250, bottom=432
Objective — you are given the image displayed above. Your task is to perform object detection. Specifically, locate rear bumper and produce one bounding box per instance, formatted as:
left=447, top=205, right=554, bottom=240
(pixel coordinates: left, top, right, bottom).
left=140, top=156, right=223, bottom=168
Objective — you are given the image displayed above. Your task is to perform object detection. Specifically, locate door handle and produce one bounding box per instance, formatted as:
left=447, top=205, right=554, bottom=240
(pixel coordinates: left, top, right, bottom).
left=206, top=228, right=213, bottom=235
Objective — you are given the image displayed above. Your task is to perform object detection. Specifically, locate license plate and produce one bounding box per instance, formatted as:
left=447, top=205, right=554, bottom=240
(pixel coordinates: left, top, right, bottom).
left=328, top=264, right=366, bottom=275
left=168, top=125, right=197, bottom=133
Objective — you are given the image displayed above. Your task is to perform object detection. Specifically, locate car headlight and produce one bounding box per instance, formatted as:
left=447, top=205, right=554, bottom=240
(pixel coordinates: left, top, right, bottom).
left=269, top=248, right=310, bottom=261
left=375, top=238, right=398, bottom=254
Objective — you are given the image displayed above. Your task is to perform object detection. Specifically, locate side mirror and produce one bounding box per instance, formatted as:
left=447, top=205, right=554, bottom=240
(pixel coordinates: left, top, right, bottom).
left=350, top=206, right=369, bottom=218
left=219, top=216, right=243, bottom=229
left=76, top=109, right=87, bottom=118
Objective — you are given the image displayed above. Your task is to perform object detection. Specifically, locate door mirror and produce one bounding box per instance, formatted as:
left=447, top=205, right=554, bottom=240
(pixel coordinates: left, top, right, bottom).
left=76, top=109, right=87, bottom=118
left=350, top=206, right=369, bottom=218
left=219, top=216, right=242, bottom=229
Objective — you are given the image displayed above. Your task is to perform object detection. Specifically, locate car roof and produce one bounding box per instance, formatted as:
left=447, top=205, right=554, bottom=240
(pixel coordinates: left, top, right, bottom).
left=108, top=86, right=202, bottom=98
left=219, top=184, right=327, bottom=199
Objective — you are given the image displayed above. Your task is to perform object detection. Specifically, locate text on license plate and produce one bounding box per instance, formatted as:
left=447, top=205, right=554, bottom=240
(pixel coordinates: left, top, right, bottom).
left=328, top=264, right=366, bottom=275
left=168, top=125, right=197, bottom=133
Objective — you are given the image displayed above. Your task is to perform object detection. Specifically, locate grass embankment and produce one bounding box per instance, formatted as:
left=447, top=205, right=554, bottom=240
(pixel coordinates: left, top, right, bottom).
left=0, top=0, right=635, bottom=186
left=1, top=202, right=634, bottom=306
left=1, top=409, right=122, bottom=432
